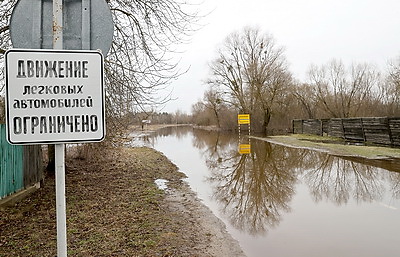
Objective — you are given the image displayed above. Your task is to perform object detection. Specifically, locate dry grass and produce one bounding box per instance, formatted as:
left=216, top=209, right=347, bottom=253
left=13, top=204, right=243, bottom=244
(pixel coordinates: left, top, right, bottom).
left=0, top=146, right=207, bottom=257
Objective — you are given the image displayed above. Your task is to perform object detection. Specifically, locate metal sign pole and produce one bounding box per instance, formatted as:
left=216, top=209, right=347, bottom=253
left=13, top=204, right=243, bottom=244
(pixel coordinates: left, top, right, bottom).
left=55, top=144, right=67, bottom=256
left=248, top=123, right=251, bottom=145
left=53, top=1, right=67, bottom=256
left=8, top=2, right=112, bottom=253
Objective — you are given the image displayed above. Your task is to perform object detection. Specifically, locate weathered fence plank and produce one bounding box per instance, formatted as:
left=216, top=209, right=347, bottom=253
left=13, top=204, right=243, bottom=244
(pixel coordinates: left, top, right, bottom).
left=389, top=118, right=400, bottom=147
left=292, top=120, right=303, bottom=134
left=23, top=145, right=43, bottom=187
left=303, top=119, right=322, bottom=136
left=343, top=118, right=364, bottom=142
left=362, top=117, right=392, bottom=146
left=328, top=119, right=344, bottom=138
left=321, top=119, right=330, bottom=135
left=293, top=117, right=400, bottom=148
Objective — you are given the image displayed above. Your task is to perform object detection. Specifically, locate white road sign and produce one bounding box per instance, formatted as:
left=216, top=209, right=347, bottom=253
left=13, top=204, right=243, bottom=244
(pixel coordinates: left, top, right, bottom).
left=5, top=49, right=105, bottom=144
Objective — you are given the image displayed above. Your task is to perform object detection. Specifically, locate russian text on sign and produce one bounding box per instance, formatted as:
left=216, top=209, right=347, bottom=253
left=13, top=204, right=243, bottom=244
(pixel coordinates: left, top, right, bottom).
left=5, top=49, right=105, bottom=144
left=17, top=60, right=89, bottom=78
left=22, top=85, right=84, bottom=95
left=13, top=97, right=93, bottom=109
left=13, top=115, right=99, bottom=135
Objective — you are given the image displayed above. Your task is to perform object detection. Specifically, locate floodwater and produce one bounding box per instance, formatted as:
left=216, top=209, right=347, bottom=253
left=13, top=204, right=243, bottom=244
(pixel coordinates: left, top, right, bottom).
left=133, top=126, right=400, bottom=257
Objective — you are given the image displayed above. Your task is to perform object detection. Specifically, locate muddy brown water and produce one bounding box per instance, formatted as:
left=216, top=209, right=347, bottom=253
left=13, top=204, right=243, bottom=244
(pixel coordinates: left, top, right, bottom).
left=133, top=126, right=400, bottom=257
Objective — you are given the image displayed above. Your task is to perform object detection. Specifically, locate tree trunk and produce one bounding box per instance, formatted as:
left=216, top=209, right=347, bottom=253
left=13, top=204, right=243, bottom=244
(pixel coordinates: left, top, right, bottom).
left=263, top=108, right=271, bottom=135
left=214, top=109, right=221, bottom=128
left=46, top=144, right=55, bottom=174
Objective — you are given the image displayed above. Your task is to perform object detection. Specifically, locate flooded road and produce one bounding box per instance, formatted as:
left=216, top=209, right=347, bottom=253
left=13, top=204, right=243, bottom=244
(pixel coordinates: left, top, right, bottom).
left=135, top=126, right=400, bottom=257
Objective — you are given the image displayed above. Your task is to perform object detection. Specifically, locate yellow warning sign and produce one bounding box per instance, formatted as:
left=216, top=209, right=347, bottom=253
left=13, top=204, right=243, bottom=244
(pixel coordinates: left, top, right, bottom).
left=238, top=144, right=251, bottom=154
left=238, top=114, right=250, bottom=124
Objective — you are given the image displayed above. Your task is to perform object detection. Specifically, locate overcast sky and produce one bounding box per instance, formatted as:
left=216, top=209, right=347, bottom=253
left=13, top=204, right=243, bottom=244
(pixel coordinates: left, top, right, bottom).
left=161, top=0, right=400, bottom=113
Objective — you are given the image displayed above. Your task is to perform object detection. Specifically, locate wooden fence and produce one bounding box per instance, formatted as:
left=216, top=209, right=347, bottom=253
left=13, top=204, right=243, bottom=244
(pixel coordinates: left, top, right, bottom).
left=0, top=97, right=44, bottom=199
left=292, top=117, right=400, bottom=147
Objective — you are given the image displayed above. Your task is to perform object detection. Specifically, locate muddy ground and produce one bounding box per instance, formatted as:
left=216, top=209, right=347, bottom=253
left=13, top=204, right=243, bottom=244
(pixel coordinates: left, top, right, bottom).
left=0, top=143, right=244, bottom=256
left=4, top=128, right=400, bottom=256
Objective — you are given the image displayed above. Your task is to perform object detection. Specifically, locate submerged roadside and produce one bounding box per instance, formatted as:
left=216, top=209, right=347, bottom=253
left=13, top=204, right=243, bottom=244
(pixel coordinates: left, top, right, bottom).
left=254, top=134, right=400, bottom=159
left=253, top=134, right=400, bottom=172
left=0, top=144, right=244, bottom=256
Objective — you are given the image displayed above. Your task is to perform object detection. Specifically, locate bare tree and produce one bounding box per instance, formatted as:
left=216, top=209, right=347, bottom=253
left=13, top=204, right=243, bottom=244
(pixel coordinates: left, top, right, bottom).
left=201, top=89, right=223, bottom=128
left=105, top=1, right=199, bottom=126
left=0, top=0, right=199, bottom=122
left=0, top=0, right=200, bottom=172
left=293, top=83, right=317, bottom=119
left=380, top=57, right=400, bottom=116
left=308, top=60, right=380, bottom=118
left=0, top=0, right=14, bottom=93
left=207, top=27, right=292, bottom=133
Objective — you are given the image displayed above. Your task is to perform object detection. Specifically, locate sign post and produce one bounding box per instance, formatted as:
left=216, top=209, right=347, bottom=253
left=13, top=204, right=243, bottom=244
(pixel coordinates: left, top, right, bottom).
left=238, top=114, right=251, bottom=154
left=5, top=0, right=114, bottom=253
left=8, top=0, right=113, bottom=255
left=55, top=142, right=67, bottom=257
left=238, top=114, right=250, bottom=125
left=53, top=1, right=67, bottom=256
left=5, top=49, right=105, bottom=257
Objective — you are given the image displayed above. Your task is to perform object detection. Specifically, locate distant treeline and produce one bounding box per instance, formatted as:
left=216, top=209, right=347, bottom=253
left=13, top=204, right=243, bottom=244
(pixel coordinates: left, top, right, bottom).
left=190, top=27, right=400, bottom=134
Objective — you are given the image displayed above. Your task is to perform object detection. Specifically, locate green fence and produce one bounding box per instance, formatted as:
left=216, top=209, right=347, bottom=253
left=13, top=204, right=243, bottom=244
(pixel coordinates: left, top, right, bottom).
left=0, top=124, right=24, bottom=199
left=0, top=124, right=43, bottom=199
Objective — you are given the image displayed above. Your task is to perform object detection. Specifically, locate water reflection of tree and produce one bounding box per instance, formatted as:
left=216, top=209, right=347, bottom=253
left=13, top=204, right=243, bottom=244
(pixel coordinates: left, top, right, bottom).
left=205, top=139, right=306, bottom=235
left=148, top=126, right=193, bottom=146
left=196, top=132, right=399, bottom=235
left=388, top=171, right=400, bottom=200
left=156, top=126, right=193, bottom=139
left=149, top=127, right=400, bottom=234
left=304, top=155, right=385, bottom=205
left=192, top=129, right=235, bottom=161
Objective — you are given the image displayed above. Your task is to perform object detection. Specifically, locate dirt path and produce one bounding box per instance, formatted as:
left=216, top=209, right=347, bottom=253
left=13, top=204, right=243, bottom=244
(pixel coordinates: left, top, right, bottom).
left=0, top=145, right=244, bottom=256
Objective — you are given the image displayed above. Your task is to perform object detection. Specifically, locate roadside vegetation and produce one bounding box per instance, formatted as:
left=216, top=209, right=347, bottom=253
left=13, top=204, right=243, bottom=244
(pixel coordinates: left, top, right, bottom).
left=0, top=145, right=212, bottom=256
left=192, top=27, right=400, bottom=134
left=2, top=2, right=400, bottom=136
left=0, top=0, right=200, bottom=171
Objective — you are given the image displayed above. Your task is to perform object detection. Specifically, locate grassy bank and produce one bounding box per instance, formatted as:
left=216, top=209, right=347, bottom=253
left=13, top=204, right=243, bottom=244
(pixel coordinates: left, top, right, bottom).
left=0, top=146, right=208, bottom=256
left=255, top=134, right=400, bottom=159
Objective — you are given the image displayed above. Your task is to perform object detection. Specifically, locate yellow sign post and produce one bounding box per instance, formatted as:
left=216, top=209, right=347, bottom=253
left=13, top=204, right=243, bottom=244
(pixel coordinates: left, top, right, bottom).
left=238, top=144, right=251, bottom=154
left=238, top=114, right=251, bottom=154
left=238, top=114, right=250, bottom=124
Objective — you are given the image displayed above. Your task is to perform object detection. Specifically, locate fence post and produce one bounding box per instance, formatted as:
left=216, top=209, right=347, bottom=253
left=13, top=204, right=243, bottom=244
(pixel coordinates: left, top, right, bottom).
left=341, top=118, right=345, bottom=139
left=360, top=118, right=366, bottom=143
left=292, top=120, right=294, bottom=134
left=319, top=119, right=323, bottom=136
left=387, top=117, right=394, bottom=147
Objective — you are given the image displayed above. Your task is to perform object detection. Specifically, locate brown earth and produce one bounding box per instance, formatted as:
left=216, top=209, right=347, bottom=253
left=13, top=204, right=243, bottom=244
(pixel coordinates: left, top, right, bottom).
left=0, top=143, right=244, bottom=256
